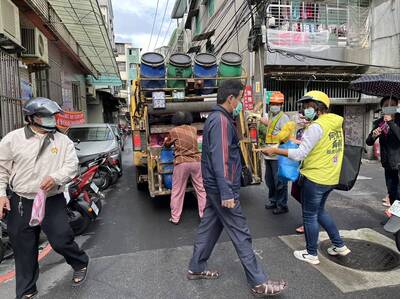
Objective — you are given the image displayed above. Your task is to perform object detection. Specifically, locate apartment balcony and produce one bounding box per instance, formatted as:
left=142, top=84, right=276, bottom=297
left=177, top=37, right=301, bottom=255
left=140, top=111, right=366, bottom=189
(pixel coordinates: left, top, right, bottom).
left=265, top=0, right=371, bottom=68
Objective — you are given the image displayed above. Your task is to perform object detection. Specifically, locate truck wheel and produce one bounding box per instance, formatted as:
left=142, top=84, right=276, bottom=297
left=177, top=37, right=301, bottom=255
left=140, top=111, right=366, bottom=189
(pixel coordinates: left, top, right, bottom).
left=136, top=167, right=147, bottom=191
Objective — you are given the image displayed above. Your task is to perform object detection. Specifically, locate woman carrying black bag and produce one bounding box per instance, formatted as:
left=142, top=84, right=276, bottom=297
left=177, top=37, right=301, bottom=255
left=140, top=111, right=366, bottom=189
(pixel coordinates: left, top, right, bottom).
left=366, top=97, right=400, bottom=207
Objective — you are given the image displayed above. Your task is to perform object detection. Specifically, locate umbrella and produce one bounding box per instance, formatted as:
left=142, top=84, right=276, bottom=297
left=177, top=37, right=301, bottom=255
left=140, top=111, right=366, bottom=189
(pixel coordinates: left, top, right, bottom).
left=349, top=73, right=400, bottom=98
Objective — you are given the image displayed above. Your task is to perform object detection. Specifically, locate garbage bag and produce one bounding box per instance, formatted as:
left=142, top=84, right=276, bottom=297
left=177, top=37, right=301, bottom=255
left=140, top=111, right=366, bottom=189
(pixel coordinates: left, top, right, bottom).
left=278, top=141, right=300, bottom=182
left=335, top=144, right=364, bottom=191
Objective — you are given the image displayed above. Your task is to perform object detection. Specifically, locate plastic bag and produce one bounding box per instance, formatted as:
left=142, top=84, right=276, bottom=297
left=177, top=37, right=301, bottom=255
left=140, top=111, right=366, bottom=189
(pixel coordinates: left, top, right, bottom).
left=29, top=189, right=47, bottom=227
left=278, top=141, right=300, bottom=182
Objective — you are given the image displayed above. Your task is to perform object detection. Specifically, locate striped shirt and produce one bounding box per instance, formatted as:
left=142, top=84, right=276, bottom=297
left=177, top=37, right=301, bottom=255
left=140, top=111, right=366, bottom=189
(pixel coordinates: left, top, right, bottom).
left=164, top=125, right=201, bottom=165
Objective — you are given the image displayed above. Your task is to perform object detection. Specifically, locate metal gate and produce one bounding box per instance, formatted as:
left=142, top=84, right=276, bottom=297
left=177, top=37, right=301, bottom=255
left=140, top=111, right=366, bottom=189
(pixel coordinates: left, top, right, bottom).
left=0, top=49, right=24, bottom=138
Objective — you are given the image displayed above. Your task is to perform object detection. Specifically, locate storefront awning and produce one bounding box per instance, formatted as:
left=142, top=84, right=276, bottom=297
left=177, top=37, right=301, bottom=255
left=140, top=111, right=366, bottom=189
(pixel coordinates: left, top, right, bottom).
left=49, top=0, right=119, bottom=78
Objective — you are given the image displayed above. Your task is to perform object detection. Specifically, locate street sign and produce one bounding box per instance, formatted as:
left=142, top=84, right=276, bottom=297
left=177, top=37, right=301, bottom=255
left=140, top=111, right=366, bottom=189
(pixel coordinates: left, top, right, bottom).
left=243, top=85, right=254, bottom=111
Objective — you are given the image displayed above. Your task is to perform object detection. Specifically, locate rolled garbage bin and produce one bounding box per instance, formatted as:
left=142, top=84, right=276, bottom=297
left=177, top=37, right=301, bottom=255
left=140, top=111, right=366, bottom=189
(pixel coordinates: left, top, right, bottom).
left=218, top=52, right=242, bottom=85
left=140, top=52, right=166, bottom=89
left=167, top=53, right=192, bottom=89
left=160, top=147, right=174, bottom=189
left=194, top=53, right=217, bottom=95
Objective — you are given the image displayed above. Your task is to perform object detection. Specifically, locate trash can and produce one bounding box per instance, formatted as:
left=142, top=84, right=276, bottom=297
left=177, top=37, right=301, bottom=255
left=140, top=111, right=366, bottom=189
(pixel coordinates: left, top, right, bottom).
left=167, top=53, right=192, bottom=89
left=194, top=53, right=218, bottom=95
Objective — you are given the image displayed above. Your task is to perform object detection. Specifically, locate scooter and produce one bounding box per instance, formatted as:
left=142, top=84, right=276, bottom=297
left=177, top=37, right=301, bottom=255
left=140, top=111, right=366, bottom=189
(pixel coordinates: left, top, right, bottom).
left=65, top=154, right=105, bottom=235
left=383, top=200, right=400, bottom=251
left=0, top=218, right=13, bottom=263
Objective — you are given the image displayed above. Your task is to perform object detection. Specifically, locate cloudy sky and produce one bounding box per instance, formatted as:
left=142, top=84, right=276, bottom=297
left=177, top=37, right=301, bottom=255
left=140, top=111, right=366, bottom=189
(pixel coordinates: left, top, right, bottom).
left=111, top=0, right=176, bottom=51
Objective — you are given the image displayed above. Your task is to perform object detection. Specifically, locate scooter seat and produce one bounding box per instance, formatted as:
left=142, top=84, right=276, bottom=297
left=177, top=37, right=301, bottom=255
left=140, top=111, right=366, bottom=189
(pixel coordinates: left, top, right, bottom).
left=79, top=154, right=99, bottom=165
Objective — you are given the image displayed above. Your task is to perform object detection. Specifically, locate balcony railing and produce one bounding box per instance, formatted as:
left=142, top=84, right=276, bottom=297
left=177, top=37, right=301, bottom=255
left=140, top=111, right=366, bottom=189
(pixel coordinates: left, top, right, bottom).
left=266, top=0, right=370, bottom=51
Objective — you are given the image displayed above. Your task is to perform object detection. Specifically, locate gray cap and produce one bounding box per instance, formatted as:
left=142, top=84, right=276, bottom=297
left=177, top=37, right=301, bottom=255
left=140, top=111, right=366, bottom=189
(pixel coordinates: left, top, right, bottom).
left=23, top=97, right=63, bottom=117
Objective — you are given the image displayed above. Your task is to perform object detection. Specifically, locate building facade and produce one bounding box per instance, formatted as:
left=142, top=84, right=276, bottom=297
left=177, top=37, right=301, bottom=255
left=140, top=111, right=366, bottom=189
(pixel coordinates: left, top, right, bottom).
left=0, top=0, right=119, bottom=136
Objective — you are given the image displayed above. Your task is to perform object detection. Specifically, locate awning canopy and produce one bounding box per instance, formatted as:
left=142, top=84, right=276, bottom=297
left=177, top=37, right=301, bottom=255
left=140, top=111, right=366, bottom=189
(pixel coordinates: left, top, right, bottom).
left=49, top=0, right=119, bottom=78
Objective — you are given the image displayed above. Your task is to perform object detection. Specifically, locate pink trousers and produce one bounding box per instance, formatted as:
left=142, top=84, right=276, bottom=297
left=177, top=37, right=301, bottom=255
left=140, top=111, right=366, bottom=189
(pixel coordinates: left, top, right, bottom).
left=170, top=162, right=206, bottom=223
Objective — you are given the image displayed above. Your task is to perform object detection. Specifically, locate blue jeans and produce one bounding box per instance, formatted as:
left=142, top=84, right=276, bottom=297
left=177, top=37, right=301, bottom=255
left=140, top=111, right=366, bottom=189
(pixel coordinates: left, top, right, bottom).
left=301, top=177, right=344, bottom=256
left=264, top=159, right=288, bottom=208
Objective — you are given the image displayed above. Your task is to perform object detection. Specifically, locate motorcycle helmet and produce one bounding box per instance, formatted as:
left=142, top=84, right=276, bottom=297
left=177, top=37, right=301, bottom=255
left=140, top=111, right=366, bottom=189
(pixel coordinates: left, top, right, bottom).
left=23, top=97, right=63, bottom=131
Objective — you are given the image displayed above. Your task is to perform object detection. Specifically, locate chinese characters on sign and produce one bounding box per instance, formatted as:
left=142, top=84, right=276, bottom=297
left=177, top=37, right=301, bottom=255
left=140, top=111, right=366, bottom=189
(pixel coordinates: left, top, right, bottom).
left=56, top=111, right=85, bottom=128
left=243, top=85, right=254, bottom=111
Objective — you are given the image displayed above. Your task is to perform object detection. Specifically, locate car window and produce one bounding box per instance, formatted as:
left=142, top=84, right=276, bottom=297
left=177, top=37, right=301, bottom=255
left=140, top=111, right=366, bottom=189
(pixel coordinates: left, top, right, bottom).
left=68, top=127, right=114, bottom=142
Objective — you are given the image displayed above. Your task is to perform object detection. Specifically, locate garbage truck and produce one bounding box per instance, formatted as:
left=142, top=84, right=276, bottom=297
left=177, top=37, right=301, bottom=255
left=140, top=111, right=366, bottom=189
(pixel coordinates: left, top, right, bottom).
left=130, top=52, right=262, bottom=198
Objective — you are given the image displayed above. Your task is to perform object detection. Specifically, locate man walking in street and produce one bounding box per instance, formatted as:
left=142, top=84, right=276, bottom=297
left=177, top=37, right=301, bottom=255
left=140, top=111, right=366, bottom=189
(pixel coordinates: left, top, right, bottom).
left=260, top=93, right=290, bottom=215
left=0, top=98, right=89, bottom=299
left=187, top=80, right=287, bottom=297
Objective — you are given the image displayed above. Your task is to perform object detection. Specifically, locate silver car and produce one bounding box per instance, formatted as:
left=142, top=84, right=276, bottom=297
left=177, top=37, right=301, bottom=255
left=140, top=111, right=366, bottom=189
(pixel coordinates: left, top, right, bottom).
left=67, top=124, right=122, bottom=168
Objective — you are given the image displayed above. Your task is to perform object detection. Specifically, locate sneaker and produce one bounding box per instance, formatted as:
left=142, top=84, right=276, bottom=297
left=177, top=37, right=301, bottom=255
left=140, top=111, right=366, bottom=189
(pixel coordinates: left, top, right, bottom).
left=327, top=245, right=351, bottom=256
left=294, top=250, right=320, bottom=265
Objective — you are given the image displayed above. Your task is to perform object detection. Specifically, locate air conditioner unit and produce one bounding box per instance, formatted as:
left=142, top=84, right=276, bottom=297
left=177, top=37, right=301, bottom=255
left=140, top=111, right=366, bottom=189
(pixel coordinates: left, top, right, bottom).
left=0, top=0, right=21, bottom=47
left=86, top=85, right=96, bottom=96
left=21, top=28, right=49, bottom=65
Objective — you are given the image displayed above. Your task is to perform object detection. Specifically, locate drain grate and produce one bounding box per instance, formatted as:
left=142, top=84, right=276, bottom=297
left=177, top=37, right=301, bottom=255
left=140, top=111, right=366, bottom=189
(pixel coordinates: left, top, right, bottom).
left=320, top=238, right=400, bottom=272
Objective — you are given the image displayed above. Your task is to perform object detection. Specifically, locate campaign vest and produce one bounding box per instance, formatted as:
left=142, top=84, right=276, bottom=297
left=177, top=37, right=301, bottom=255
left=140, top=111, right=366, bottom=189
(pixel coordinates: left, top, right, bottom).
left=265, top=112, right=284, bottom=144
left=300, top=113, right=344, bottom=186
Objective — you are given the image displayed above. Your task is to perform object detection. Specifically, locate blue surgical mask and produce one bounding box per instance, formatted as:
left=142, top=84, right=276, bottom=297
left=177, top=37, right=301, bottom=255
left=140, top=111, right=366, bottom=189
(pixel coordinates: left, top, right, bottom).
left=40, top=116, right=57, bottom=129
left=304, top=107, right=316, bottom=120
left=233, top=102, right=243, bottom=117
left=270, top=105, right=281, bottom=114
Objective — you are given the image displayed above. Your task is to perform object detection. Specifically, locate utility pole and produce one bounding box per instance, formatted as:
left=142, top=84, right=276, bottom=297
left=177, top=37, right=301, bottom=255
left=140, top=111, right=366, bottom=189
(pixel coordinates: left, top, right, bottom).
left=251, top=0, right=267, bottom=114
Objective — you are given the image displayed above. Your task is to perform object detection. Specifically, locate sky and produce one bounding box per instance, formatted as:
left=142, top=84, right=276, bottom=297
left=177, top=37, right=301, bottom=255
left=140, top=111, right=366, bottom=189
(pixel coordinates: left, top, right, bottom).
left=111, top=0, right=176, bottom=51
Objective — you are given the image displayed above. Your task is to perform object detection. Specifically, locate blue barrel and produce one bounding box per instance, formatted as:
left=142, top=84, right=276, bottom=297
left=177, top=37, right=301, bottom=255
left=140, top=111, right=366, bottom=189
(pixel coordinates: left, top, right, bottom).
left=160, top=148, right=174, bottom=189
left=140, top=52, right=166, bottom=89
left=194, top=53, right=217, bottom=95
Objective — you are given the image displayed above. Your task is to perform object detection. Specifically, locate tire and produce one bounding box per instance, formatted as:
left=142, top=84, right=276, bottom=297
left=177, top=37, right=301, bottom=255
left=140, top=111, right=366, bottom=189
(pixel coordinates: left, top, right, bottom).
left=0, top=240, right=4, bottom=263
left=136, top=167, right=147, bottom=191
left=395, top=231, right=400, bottom=252
left=110, top=167, right=119, bottom=185
left=67, top=205, right=91, bottom=236
left=93, top=167, right=112, bottom=191
left=91, top=193, right=103, bottom=215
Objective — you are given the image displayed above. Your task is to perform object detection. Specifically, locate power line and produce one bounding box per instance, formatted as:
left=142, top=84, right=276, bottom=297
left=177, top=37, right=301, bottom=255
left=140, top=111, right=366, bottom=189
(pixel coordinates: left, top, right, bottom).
left=154, top=0, right=170, bottom=49
left=147, top=0, right=160, bottom=51
left=161, top=18, right=173, bottom=46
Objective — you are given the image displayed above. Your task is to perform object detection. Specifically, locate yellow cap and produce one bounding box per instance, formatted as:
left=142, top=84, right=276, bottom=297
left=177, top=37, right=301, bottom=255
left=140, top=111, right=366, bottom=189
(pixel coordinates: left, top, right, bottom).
left=298, top=90, right=330, bottom=108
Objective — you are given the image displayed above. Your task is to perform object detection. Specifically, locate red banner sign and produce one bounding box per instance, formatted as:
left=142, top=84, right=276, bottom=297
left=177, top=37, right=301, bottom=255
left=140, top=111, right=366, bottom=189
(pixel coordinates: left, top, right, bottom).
left=56, top=111, right=85, bottom=128
left=243, top=85, right=254, bottom=111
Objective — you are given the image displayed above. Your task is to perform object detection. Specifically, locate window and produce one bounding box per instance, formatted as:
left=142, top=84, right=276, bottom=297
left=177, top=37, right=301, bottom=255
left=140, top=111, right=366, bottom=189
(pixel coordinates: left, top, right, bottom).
left=67, top=127, right=114, bottom=142
left=129, top=63, right=136, bottom=69
left=118, top=62, right=126, bottom=72
left=129, top=49, right=132, bottom=55
left=121, top=80, right=127, bottom=90
left=208, top=0, right=215, bottom=17
left=72, top=82, right=81, bottom=111
left=35, top=69, right=49, bottom=98
left=116, top=43, right=125, bottom=55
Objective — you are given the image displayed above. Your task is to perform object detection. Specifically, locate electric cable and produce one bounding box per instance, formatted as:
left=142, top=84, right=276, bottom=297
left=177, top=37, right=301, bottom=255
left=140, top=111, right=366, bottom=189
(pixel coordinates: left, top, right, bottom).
left=154, top=0, right=170, bottom=49
left=147, top=0, right=160, bottom=51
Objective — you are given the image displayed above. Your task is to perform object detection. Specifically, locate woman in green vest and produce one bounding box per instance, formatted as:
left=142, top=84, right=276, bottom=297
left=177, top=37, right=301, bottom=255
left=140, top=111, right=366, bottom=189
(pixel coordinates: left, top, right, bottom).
left=262, top=91, right=351, bottom=265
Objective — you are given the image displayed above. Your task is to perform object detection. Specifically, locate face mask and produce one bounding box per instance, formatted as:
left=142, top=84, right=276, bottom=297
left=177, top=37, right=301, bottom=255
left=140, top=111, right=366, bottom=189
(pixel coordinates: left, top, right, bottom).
left=39, top=116, right=57, bottom=130
left=232, top=102, right=243, bottom=117
left=304, top=107, right=316, bottom=120
left=270, top=106, right=281, bottom=114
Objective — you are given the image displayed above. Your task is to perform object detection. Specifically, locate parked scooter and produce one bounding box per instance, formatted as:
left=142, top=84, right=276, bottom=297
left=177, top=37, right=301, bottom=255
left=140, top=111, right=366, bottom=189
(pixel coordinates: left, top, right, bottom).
left=0, top=218, right=13, bottom=263
left=384, top=200, right=400, bottom=251
left=65, top=154, right=105, bottom=235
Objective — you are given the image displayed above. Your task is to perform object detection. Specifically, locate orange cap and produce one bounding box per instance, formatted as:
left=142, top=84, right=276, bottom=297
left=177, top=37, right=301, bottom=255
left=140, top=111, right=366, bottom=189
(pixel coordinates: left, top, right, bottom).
left=270, top=92, right=284, bottom=104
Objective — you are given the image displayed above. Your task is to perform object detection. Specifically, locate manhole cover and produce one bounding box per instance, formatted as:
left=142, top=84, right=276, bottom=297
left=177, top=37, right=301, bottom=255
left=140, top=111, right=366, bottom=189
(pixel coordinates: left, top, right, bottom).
left=320, top=238, right=400, bottom=272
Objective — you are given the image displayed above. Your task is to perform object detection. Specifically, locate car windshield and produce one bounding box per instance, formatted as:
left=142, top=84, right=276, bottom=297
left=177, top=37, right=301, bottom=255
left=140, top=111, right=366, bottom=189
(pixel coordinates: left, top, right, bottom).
left=68, top=127, right=114, bottom=142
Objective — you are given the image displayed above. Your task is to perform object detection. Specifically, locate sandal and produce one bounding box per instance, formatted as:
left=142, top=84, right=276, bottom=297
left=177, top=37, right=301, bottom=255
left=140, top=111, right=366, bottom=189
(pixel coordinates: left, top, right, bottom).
left=169, top=218, right=179, bottom=225
left=187, top=270, right=220, bottom=280
left=21, top=290, right=38, bottom=299
left=251, top=280, right=287, bottom=297
left=72, top=265, right=89, bottom=287
left=296, top=226, right=304, bottom=234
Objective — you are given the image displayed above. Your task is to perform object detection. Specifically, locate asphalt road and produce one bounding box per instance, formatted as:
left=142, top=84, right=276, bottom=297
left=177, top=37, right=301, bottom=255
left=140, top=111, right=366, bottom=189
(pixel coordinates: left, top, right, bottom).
left=0, top=144, right=399, bottom=299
